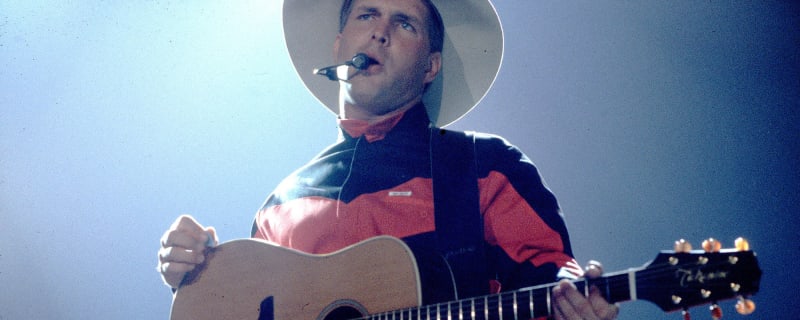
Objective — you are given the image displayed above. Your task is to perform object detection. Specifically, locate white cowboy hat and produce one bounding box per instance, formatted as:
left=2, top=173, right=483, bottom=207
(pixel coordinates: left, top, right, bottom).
left=282, top=0, right=504, bottom=127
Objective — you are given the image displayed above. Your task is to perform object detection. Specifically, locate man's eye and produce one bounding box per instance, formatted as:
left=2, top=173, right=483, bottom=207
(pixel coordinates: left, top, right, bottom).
left=399, top=21, right=415, bottom=32
left=357, top=14, right=374, bottom=21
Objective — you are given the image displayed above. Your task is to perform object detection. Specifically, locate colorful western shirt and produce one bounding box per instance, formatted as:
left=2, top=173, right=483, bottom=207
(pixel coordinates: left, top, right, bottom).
left=252, top=104, right=582, bottom=300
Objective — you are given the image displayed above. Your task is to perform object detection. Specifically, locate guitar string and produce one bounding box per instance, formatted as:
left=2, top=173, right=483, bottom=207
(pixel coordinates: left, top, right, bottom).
left=354, top=254, right=752, bottom=319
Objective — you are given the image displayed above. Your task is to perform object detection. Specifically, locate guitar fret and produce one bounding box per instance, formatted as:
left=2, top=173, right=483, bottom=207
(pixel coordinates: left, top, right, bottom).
left=601, top=270, right=633, bottom=304
left=497, top=295, right=503, bottom=320
left=470, top=298, right=475, bottom=320
left=447, top=301, right=451, bottom=320
left=546, top=285, right=552, bottom=318
left=528, top=290, right=534, bottom=319
left=483, top=296, right=489, bottom=320
left=584, top=279, right=590, bottom=297
left=425, top=304, right=430, bottom=320
left=513, top=291, right=518, bottom=320
left=628, top=268, right=637, bottom=301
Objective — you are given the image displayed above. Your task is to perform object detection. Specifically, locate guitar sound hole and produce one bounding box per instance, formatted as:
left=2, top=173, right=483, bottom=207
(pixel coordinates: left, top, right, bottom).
left=318, top=299, right=369, bottom=320
left=322, top=306, right=363, bottom=320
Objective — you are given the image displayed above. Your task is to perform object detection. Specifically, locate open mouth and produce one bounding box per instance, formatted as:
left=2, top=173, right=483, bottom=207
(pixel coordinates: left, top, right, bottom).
left=352, top=52, right=380, bottom=70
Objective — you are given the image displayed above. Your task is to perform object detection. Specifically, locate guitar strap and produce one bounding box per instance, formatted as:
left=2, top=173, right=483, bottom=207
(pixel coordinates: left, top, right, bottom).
left=430, top=128, right=488, bottom=299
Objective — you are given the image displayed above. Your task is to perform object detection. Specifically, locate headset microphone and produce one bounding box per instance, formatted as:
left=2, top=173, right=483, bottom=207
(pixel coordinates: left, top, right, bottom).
left=313, top=53, right=377, bottom=81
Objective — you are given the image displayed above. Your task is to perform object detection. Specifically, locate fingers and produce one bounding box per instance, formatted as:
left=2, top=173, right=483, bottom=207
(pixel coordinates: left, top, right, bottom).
left=157, top=215, right=214, bottom=288
left=204, top=226, right=218, bottom=247
left=553, top=280, right=598, bottom=320
left=552, top=282, right=569, bottom=320
left=584, top=260, right=604, bottom=279
left=583, top=260, right=618, bottom=319
left=158, top=245, right=206, bottom=265
left=159, top=262, right=196, bottom=288
left=158, top=245, right=206, bottom=288
left=161, top=215, right=210, bottom=249
left=589, top=286, right=620, bottom=320
left=552, top=280, right=619, bottom=320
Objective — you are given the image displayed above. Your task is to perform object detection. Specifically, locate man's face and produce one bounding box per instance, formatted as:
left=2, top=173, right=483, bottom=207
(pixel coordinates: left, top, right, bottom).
left=334, top=0, right=441, bottom=117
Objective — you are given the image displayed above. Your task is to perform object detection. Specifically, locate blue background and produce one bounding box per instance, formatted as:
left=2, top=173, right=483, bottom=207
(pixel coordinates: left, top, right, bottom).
left=2, top=1, right=797, bottom=319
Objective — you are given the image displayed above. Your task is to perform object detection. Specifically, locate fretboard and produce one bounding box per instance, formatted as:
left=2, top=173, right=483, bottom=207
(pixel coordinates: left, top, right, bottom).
left=361, top=268, right=638, bottom=320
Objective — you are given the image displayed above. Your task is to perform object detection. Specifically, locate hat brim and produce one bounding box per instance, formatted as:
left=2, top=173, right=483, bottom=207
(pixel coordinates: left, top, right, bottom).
left=283, top=0, right=503, bottom=127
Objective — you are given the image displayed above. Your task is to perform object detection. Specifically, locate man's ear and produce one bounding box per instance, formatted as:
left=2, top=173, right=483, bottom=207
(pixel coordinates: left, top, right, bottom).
left=424, top=51, right=442, bottom=84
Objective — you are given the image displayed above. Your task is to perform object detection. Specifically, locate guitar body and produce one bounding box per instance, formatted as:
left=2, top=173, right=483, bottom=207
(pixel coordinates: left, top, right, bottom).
left=170, top=236, right=422, bottom=320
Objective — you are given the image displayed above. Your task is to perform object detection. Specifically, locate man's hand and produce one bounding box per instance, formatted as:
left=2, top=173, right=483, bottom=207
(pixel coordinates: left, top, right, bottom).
left=157, top=215, right=218, bottom=288
left=552, top=261, right=619, bottom=320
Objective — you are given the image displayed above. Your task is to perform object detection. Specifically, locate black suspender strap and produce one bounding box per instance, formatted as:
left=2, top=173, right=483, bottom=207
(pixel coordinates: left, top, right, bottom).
left=430, top=128, right=488, bottom=299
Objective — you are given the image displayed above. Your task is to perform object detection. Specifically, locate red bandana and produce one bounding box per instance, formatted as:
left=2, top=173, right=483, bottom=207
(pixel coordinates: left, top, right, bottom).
left=338, top=111, right=407, bottom=143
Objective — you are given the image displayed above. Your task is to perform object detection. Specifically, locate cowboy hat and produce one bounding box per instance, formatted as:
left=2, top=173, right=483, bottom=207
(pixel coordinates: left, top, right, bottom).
left=282, top=0, right=503, bottom=127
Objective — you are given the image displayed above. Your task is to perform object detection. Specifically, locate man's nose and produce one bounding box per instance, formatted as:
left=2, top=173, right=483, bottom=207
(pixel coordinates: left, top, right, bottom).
left=371, top=23, right=389, bottom=46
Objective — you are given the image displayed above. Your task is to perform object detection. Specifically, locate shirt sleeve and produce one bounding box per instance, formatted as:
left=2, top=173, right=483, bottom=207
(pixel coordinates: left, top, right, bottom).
left=474, top=133, right=583, bottom=290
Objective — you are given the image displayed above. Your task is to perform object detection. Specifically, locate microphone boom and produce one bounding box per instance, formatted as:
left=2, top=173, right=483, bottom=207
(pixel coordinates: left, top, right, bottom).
left=314, top=53, right=376, bottom=81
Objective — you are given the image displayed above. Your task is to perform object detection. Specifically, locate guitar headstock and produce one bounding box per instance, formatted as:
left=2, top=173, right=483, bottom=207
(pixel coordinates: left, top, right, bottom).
left=636, top=237, right=761, bottom=316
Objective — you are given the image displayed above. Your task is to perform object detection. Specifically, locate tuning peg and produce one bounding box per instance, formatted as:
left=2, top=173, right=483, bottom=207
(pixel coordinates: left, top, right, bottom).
left=674, top=239, right=692, bottom=253
left=735, top=297, right=756, bottom=315
left=702, top=238, right=722, bottom=253
left=734, top=237, right=750, bottom=251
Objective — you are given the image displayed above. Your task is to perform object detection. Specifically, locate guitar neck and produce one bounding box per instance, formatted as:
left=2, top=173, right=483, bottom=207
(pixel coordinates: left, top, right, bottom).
left=367, top=269, right=638, bottom=320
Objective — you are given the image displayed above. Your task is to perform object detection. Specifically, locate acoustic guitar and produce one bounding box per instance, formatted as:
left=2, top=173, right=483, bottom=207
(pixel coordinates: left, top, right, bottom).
left=170, top=236, right=761, bottom=320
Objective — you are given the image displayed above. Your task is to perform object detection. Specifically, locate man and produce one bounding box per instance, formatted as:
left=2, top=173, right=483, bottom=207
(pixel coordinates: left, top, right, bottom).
left=158, top=1, right=619, bottom=319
